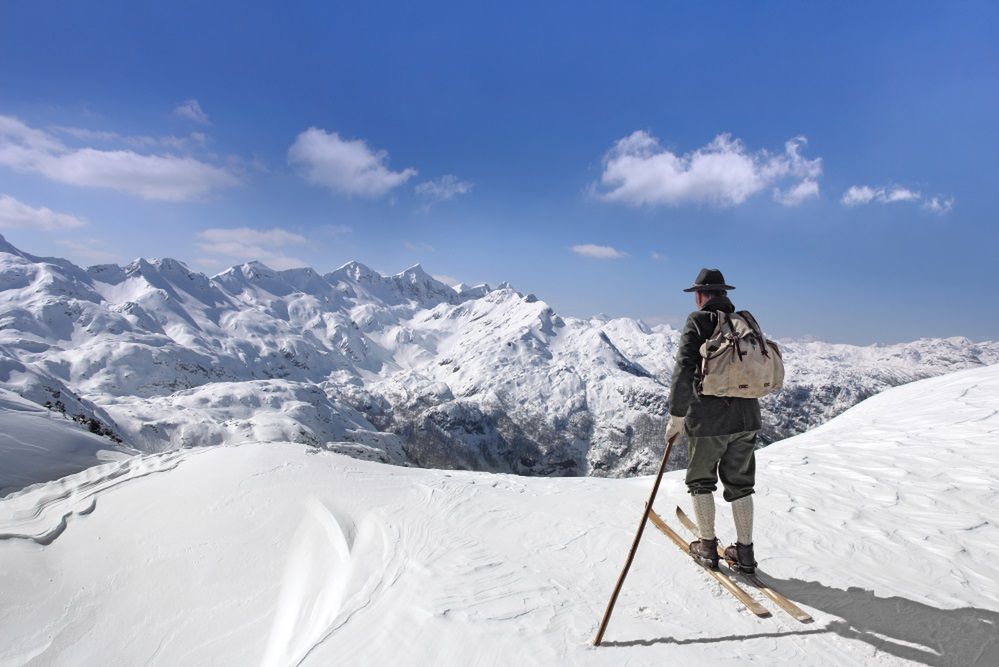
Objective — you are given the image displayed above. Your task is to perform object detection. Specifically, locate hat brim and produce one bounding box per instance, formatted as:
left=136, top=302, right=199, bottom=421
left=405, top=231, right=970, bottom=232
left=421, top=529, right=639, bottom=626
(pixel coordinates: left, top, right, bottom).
left=682, top=284, right=736, bottom=292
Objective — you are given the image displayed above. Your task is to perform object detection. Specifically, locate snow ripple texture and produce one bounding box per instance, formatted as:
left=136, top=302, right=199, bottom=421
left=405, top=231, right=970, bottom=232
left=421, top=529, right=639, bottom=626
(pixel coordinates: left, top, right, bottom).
left=0, top=364, right=996, bottom=665
left=1, top=232, right=997, bottom=489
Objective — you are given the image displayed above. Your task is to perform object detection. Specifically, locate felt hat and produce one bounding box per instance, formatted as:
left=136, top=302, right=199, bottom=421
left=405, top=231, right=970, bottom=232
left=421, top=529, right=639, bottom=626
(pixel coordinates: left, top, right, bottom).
left=682, top=268, right=736, bottom=292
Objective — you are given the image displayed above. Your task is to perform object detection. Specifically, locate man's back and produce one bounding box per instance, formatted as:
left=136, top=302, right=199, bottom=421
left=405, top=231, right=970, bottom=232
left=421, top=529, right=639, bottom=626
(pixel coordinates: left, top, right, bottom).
left=665, top=268, right=761, bottom=574
left=668, top=293, right=762, bottom=437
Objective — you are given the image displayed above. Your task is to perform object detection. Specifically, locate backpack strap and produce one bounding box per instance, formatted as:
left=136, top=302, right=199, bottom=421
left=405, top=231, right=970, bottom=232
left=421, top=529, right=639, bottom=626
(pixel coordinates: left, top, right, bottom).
left=737, top=310, right=770, bottom=358
left=718, top=311, right=745, bottom=361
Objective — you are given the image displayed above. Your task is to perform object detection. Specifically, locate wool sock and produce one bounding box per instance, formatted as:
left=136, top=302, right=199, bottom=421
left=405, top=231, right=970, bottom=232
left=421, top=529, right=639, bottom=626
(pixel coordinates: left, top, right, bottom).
left=691, top=493, right=716, bottom=541
left=731, top=495, right=754, bottom=545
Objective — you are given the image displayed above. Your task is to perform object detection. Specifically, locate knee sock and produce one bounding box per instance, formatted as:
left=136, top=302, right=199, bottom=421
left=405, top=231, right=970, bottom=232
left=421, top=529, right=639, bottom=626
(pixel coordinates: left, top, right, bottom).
left=691, top=493, right=716, bottom=541
left=731, top=495, right=754, bottom=545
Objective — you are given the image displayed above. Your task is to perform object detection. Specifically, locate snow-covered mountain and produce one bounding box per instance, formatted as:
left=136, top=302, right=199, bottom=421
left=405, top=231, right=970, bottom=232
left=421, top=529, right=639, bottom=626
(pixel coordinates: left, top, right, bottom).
left=1, top=358, right=996, bottom=666
left=1, top=233, right=997, bottom=490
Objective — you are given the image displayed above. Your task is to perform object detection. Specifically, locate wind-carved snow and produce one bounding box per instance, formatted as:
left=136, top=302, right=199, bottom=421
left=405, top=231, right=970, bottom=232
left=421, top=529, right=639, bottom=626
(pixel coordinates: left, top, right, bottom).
left=0, top=364, right=996, bottom=665
left=1, top=231, right=998, bottom=491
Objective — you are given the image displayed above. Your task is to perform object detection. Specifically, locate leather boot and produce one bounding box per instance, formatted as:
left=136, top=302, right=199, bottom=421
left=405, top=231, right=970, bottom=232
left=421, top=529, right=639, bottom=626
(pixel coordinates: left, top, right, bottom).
left=689, top=538, right=719, bottom=568
left=724, top=542, right=757, bottom=575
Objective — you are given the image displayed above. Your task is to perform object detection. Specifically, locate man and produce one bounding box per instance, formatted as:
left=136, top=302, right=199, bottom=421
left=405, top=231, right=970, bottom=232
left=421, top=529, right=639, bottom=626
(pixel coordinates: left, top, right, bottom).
left=665, top=268, right=761, bottom=574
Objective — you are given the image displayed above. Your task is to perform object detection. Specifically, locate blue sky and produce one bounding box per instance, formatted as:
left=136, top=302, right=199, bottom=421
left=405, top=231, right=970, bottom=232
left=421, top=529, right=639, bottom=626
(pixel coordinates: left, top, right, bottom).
left=1, top=1, right=996, bottom=343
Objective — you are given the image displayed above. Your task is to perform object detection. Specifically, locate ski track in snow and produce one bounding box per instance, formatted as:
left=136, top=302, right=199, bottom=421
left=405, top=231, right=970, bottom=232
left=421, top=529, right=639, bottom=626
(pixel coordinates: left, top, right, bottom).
left=0, top=365, right=998, bottom=665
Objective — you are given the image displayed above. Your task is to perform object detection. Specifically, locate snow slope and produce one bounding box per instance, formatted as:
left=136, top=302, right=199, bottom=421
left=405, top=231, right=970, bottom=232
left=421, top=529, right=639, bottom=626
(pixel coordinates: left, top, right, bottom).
left=0, top=388, right=135, bottom=496
left=1, top=363, right=996, bottom=666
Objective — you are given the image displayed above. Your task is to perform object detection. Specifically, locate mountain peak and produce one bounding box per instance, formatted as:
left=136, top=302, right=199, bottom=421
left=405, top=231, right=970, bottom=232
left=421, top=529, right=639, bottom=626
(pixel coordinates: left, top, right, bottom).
left=398, top=263, right=428, bottom=275
left=0, top=233, right=26, bottom=258
left=329, top=260, right=383, bottom=284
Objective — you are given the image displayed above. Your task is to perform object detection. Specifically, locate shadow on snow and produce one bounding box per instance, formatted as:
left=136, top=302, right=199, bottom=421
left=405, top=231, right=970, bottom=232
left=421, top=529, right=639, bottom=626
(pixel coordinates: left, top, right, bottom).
left=604, top=578, right=998, bottom=666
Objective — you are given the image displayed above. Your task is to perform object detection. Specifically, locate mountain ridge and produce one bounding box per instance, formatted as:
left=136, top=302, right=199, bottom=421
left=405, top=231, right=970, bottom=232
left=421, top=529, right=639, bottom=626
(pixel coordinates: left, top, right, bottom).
left=1, top=233, right=997, bottom=490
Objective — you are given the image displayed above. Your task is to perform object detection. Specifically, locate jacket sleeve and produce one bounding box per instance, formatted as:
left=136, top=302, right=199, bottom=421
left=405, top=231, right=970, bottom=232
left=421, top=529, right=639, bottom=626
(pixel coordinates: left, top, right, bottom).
left=669, top=313, right=705, bottom=418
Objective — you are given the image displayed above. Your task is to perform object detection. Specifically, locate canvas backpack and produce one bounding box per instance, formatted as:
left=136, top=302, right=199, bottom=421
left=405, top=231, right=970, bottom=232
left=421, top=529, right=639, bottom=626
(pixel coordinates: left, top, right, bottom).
left=699, top=310, right=784, bottom=398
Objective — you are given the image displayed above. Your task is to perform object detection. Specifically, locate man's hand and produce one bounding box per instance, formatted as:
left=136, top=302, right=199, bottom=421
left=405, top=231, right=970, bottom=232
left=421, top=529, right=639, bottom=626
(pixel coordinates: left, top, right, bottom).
left=665, top=415, right=685, bottom=443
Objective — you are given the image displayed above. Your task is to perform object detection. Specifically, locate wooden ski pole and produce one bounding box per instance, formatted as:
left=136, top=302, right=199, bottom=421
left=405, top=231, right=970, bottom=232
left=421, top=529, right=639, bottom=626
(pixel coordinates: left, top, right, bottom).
left=592, top=433, right=678, bottom=646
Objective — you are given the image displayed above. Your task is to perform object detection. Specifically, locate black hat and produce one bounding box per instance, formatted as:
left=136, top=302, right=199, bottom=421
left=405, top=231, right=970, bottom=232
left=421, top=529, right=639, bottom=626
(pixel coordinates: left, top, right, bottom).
left=682, top=268, right=736, bottom=292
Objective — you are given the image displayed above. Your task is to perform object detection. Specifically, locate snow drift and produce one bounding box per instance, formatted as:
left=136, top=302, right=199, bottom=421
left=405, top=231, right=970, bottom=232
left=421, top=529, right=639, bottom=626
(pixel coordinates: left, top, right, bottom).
left=1, top=363, right=996, bottom=665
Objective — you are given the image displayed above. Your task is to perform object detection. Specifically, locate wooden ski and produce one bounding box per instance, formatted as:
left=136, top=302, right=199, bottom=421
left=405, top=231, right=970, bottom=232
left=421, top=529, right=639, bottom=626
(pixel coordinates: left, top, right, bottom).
left=675, top=506, right=814, bottom=623
left=647, top=510, right=771, bottom=618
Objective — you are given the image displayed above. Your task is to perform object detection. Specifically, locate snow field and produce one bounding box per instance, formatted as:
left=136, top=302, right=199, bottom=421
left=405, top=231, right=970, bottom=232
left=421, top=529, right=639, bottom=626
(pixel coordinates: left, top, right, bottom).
left=1, top=364, right=997, bottom=665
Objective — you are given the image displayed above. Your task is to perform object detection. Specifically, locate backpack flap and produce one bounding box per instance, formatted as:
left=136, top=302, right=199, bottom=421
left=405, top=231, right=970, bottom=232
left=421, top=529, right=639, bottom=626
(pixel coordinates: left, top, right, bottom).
left=699, top=310, right=784, bottom=398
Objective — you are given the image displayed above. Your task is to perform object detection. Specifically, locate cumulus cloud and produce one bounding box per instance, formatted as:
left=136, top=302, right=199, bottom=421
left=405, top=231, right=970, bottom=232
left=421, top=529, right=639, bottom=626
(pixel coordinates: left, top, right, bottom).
left=174, top=99, right=210, bottom=125
left=196, top=227, right=308, bottom=270
left=0, top=115, right=240, bottom=201
left=0, top=194, right=87, bottom=231
left=841, top=184, right=951, bottom=213
left=773, top=178, right=820, bottom=207
left=415, top=175, right=474, bottom=202
left=593, top=131, right=822, bottom=208
left=288, top=128, right=417, bottom=197
left=571, top=243, right=628, bottom=259
left=841, top=185, right=880, bottom=206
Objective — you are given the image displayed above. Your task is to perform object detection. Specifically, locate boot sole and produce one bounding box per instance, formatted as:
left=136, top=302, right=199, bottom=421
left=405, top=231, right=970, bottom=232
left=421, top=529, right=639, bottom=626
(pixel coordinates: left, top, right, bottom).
left=724, top=558, right=756, bottom=575
left=692, top=553, right=720, bottom=569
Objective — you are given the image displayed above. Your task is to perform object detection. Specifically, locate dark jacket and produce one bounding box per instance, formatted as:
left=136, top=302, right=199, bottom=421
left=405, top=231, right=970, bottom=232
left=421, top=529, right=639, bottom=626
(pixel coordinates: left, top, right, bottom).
left=668, top=295, right=762, bottom=437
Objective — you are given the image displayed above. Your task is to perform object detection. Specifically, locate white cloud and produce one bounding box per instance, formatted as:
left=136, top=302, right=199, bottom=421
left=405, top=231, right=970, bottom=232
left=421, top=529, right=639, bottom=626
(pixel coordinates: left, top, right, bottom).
left=416, top=175, right=473, bottom=201
left=842, top=185, right=921, bottom=206
left=55, top=238, right=120, bottom=263
left=773, top=178, right=820, bottom=206
left=50, top=126, right=207, bottom=151
left=403, top=240, right=435, bottom=252
left=571, top=243, right=628, bottom=259
left=841, top=184, right=951, bottom=213
left=0, top=194, right=87, bottom=231
left=884, top=186, right=921, bottom=203
left=174, top=99, right=210, bottom=125
left=0, top=115, right=240, bottom=201
left=841, top=185, right=880, bottom=206
left=650, top=251, right=666, bottom=261
left=594, top=131, right=822, bottom=208
left=288, top=127, right=417, bottom=197
left=196, top=227, right=308, bottom=270
left=923, top=195, right=954, bottom=214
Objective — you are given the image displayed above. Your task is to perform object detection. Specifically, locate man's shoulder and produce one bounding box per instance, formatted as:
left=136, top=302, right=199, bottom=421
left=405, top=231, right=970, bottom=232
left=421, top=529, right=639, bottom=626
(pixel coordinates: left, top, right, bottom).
left=685, top=309, right=719, bottom=325
left=681, top=309, right=716, bottom=337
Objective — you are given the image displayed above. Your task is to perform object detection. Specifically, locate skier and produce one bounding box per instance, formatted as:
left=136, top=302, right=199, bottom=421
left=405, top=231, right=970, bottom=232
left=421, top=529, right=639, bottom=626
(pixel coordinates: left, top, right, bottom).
left=664, top=268, right=761, bottom=574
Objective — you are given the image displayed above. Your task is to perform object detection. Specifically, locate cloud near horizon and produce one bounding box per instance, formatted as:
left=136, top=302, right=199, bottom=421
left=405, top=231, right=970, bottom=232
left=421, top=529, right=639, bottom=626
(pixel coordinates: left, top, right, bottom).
left=0, top=193, right=88, bottom=231
left=594, top=131, right=822, bottom=208
left=288, top=127, right=417, bottom=197
left=571, top=243, right=627, bottom=259
left=196, top=227, right=309, bottom=270
left=0, top=115, right=240, bottom=201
